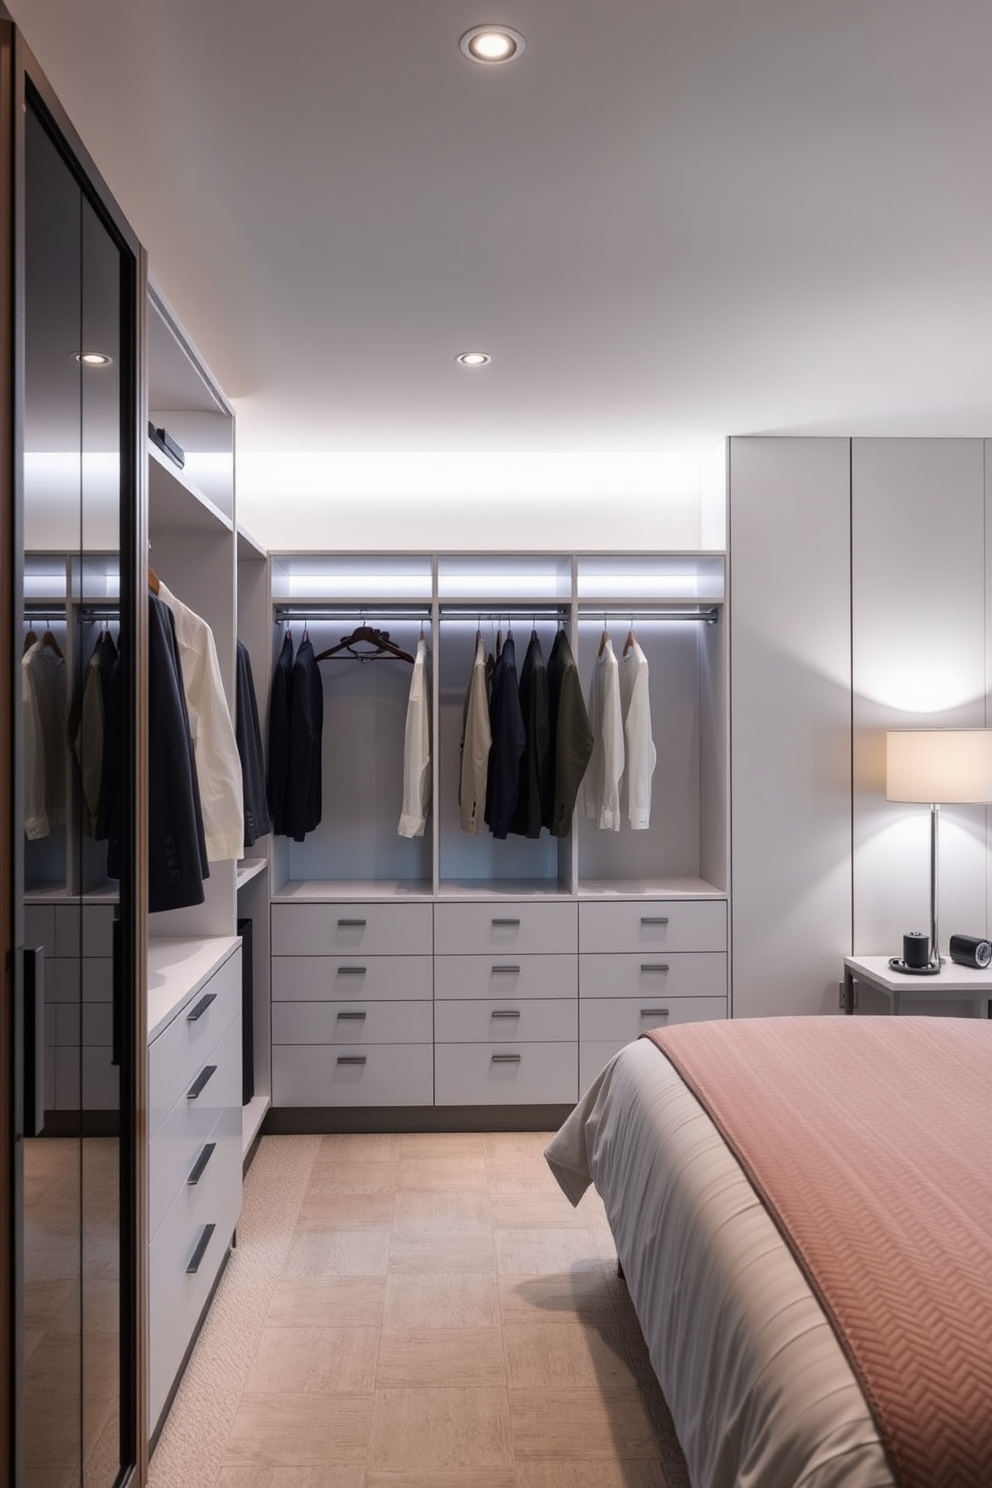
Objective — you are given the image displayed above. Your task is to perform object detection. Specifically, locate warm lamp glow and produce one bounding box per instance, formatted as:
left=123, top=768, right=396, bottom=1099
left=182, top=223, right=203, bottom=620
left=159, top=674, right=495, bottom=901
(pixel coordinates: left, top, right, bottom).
left=886, top=730, right=992, bottom=804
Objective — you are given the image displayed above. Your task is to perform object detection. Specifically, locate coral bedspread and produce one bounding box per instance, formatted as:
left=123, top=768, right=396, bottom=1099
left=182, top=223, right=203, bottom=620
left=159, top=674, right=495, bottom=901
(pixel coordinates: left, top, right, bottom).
left=643, top=1017, right=992, bottom=1488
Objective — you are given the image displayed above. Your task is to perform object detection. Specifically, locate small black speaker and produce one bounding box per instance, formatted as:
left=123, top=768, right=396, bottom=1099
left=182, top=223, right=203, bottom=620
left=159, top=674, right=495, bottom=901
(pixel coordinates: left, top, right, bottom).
left=948, top=933, right=992, bottom=969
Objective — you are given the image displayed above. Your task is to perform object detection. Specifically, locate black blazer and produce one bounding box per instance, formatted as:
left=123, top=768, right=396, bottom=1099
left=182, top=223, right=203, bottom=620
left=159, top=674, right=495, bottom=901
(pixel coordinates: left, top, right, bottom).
left=236, top=640, right=271, bottom=847
left=510, top=630, right=551, bottom=839
left=484, top=633, right=527, bottom=840
left=267, top=631, right=294, bottom=834
left=285, top=636, right=323, bottom=841
left=146, top=594, right=209, bottom=912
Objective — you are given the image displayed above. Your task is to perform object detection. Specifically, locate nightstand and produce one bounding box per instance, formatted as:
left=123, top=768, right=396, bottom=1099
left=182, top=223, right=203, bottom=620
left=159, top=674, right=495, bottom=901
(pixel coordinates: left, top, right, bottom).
left=842, top=955, right=992, bottom=1016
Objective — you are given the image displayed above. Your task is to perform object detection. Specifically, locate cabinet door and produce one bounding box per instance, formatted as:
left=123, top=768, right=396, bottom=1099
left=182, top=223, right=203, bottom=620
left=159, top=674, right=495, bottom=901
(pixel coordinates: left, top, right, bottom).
left=729, top=437, right=852, bottom=1016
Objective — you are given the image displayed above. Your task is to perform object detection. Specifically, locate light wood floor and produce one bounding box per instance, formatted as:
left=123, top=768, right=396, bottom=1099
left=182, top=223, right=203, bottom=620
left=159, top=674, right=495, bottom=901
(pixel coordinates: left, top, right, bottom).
left=149, top=1130, right=690, bottom=1488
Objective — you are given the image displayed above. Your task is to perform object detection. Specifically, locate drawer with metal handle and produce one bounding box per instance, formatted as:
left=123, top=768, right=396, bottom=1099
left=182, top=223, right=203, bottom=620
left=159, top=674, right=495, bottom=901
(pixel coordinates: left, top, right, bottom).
left=580, top=951, right=727, bottom=1000
left=434, top=1040, right=577, bottom=1105
left=434, top=998, right=578, bottom=1043
left=271, top=901, right=433, bottom=956
left=434, top=900, right=577, bottom=956
left=578, top=899, right=727, bottom=954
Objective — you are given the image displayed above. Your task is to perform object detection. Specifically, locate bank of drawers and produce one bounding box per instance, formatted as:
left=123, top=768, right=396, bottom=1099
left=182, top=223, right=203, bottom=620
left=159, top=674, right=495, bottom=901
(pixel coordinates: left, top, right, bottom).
left=578, top=899, right=727, bottom=1092
left=271, top=902, right=434, bottom=1107
left=148, top=945, right=242, bottom=1432
left=269, top=896, right=727, bottom=1109
left=24, top=899, right=117, bottom=1112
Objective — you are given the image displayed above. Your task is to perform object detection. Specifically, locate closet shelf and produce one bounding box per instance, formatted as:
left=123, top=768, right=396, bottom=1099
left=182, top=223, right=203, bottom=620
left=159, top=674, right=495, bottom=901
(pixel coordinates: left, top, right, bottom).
left=236, top=858, right=268, bottom=889
left=148, top=441, right=234, bottom=536
left=272, top=878, right=435, bottom=903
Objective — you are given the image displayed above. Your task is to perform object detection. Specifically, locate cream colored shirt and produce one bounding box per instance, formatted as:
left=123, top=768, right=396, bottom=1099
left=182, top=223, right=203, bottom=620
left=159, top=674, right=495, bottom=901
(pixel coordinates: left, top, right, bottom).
left=578, top=636, right=624, bottom=831
left=619, top=640, right=656, bottom=829
left=398, top=637, right=432, bottom=839
left=459, top=633, right=492, bottom=834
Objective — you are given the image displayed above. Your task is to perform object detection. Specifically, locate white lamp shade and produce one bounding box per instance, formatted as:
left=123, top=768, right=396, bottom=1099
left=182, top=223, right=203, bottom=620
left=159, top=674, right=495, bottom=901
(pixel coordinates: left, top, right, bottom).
left=886, top=729, right=992, bottom=804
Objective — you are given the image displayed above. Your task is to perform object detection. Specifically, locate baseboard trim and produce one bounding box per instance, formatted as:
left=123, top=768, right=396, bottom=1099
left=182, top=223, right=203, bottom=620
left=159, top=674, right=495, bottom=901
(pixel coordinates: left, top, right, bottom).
left=261, top=1104, right=574, bottom=1135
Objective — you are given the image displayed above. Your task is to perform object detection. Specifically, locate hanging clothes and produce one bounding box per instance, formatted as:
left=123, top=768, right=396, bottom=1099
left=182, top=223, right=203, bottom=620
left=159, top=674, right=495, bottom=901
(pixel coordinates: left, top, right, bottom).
left=267, top=630, right=294, bottom=834
left=22, top=638, right=67, bottom=840
left=577, top=635, right=624, bottom=831
left=141, top=594, right=209, bottom=911
left=398, top=635, right=432, bottom=838
left=484, top=631, right=526, bottom=840
left=458, top=632, right=492, bottom=835
left=285, top=633, right=323, bottom=842
left=510, top=630, right=551, bottom=839
left=235, top=640, right=271, bottom=849
left=619, top=638, right=656, bottom=829
left=544, top=629, right=593, bottom=838
left=158, top=580, right=244, bottom=862
left=68, top=630, right=117, bottom=839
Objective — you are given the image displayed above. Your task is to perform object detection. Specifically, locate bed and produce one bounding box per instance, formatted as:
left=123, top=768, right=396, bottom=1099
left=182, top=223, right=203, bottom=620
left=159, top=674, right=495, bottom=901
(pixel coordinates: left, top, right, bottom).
left=545, top=1016, right=992, bottom=1488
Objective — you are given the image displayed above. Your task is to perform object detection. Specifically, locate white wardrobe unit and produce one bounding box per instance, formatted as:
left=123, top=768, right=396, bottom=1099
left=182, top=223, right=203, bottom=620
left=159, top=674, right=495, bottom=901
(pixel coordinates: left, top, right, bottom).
left=730, top=436, right=992, bottom=1020
left=145, top=285, right=246, bottom=1438
left=268, top=551, right=728, bottom=1122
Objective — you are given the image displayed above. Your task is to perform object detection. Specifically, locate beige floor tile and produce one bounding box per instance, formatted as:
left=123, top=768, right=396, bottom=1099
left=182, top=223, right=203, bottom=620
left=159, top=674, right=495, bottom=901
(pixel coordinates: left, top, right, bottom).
left=267, top=1277, right=386, bottom=1329
left=283, top=1227, right=390, bottom=1277
left=497, top=1269, right=623, bottom=1324
left=318, top=1132, right=402, bottom=1162
left=495, top=1227, right=602, bottom=1276
left=504, top=1319, right=638, bottom=1390
left=245, top=1324, right=379, bottom=1393
left=388, top=1230, right=496, bottom=1274
left=368, top=1386, right=513, bottom=1471
left=383, top=1271, right=500, bottom=1329
left=223, top=1392, right=372, bottom=1465
left=366, top=1473, right=515, bottom=1488
left=510, top=1385, right=660, bottom=1460
left=398, top=1156, right=489, bottom=1192
left=489, top=1190, right=592, bottom=1229
left=486, top=1161, right=566, bottom=1196
left=295, top=1190, right=396, bottom=1230
left=215, top=1469, right=364, bottom=1488
left=483, top=1130, right=555, bottom=1162
left=306, top=1159, right=400, bottom=1197
left=376, top=1326, right=506, bottom=1387
left=515, top=1463, right=671, bottom=1488
left=399, top=1130, right=488, bottom=1159
left=392, top=1187, right=491, bottom=1233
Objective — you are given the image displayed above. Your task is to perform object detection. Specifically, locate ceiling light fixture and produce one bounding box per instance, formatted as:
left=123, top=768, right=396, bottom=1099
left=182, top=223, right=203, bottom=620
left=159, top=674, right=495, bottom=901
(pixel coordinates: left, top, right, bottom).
left=73, top=351, right=113, bottom=367
left=459, top=25, right=525, bottom=64
left=456, top=352, right=492, bottom=367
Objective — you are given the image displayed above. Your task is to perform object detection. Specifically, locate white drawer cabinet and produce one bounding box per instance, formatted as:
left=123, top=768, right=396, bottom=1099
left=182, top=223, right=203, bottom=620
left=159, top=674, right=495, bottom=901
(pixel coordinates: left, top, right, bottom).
left=435, top=999, right=577, bottom=1044
left=435, top=1042, right=577, bottom=1105
left=578, top=899, right=727, bottom=953
left=433, top=953, right=577, bottom=1001
left=272, top=954, right=433, bottom=1002
left=271, top=901, right=433, bottom=956
left=579, top=951, right=727, bottom=1001
left=25, top=898, right=119, bottom=1112
left=272, top=999, right=433, bottom=1045
left=147, top=941, right=242, bottom=1433
left=580, top=995, right=725, bottom=1044
left=434, top=901, right=577, bottom=956
left=273, top=1043, right=434, bottom=1106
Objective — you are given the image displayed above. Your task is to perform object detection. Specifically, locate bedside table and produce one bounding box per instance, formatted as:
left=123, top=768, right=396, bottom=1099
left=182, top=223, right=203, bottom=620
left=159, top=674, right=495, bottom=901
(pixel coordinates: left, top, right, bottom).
left=842, top=955, right=992, bottom=1016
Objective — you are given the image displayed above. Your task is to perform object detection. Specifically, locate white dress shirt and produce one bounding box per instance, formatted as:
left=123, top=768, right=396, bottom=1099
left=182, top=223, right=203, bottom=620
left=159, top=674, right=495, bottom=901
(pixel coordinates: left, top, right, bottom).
left=398, top=636, right=432, bottom=838
left=619, top=639, right=656, bottom=829
left=578, top=636, right=624, bottom=831
left=459, top=632, right=492, bottom=834
left=158, top=582, right=244, bottom=862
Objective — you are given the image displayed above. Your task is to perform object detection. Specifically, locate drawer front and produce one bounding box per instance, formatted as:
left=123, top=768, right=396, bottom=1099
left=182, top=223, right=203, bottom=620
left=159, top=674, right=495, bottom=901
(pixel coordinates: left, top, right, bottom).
left=148, top=1118, right=242, bottom=1428
left=272, top=1043, right=434, bottom=1107
left=148, top=949, right=242, bottom=1140
left=580, top=995, right=726, bottom=1044
left=435, top=999, right=577, bottom=1044
left=23, top=903, right=55, bottom=949
left=272, top=1000, right=432, bottom=1046
left=271, top=902, right=433, bottom=956
left=580, top=951, right=726, bottom=1000
left=272, top=954, right=433, bottom=1003
left=434, top=1042, right=577, bottom=1106
left=578, top=899, right=727, bottom=954
left=434, top=901, right=577, bottom=956
left=148, top=1016, right=243, bottom=1240
left=433, top=953, right=577, bottom=1002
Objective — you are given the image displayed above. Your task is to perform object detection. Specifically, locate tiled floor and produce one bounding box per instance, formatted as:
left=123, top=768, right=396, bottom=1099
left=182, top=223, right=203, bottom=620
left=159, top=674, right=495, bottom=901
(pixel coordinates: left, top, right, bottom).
left=149, top=1131, right=690, bottom=1488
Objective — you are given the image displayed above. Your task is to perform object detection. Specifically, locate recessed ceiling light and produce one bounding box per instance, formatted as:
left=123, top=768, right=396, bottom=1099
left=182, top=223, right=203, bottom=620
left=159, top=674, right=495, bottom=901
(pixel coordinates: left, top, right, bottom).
left=73, top=351, right=113, bottom=367
left=456, top=351, right=492, bottom=367
left=459, top=25, right=525, bottom=64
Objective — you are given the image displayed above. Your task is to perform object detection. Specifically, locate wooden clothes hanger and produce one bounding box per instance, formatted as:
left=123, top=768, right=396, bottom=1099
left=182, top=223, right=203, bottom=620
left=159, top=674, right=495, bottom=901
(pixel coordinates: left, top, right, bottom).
left=40, top=627, right=64, bottom=659
left=314, top=621, right=414, bottom=665
left=147, top=564, right=160, bottom=594
left=23, top=628, right=37, bottom=655
left=623, top=619, right=637, bottom=656
left=598, top=623, right=611, bottom=657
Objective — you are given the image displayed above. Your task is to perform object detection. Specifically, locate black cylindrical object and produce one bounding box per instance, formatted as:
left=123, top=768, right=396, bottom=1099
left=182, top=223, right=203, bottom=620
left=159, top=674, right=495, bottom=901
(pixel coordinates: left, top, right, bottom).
left=948, top=933, right=992, bottom=969
left=902, top=931, right=930, bottom=969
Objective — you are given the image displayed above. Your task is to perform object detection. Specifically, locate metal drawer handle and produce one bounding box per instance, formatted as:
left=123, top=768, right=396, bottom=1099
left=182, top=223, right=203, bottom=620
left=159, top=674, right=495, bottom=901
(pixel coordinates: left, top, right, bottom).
left=336, top=1010, right=367, bottom=1020
left=491, top=1053, right=522, bottom=1063
left=640, top=917, right=670, bottom=926
left=336, top=1055, right=367, bottom=1066
left=640, top=1008, right=670, bottom=1018
left=186, top=1223, right=216, bottom=1275
left=491, top=1009, right=521, bottom=1019
left=491, top=964, right=520, bottom=974
left=187, top=1142, right=216, bottom=1186
left=337, top=966, right=367, bottom=976
left=186, top=991, right=217, bottom=1022
left=186, top=1064, right=217, bottom=1100
left=492, top=918, right=521, bottom=927
left=337, top=918, right=367, bottom=928
left=641, top=964, right=670, bottom=973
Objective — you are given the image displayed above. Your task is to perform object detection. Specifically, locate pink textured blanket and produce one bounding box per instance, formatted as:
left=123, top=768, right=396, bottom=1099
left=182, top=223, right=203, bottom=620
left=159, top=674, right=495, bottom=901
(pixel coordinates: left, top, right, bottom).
left=643, top=1017, right=992, bottom=1488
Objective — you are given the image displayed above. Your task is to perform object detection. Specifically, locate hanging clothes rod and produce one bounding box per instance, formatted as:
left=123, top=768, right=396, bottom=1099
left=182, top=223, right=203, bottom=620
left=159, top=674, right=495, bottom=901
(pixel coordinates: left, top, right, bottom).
left=438, top=605, right=569, bottom=621
left=274, top=604, right=432, bottom=623
left=578, top=606, right=720, bottom=624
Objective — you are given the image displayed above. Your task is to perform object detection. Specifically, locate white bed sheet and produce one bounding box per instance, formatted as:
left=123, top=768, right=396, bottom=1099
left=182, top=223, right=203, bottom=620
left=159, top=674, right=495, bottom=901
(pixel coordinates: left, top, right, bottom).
left=545, top=1039, right=895, bottom=1488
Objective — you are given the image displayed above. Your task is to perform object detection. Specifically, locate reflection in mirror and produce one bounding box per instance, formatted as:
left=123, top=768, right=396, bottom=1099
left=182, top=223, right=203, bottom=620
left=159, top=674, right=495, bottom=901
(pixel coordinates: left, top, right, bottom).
left=22, top=99, right=124, bottom=1487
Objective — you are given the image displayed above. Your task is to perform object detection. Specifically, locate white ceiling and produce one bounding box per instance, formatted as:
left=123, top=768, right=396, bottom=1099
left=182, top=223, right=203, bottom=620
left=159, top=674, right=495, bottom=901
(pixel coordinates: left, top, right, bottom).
left=10, top=0, right=992, bottom=462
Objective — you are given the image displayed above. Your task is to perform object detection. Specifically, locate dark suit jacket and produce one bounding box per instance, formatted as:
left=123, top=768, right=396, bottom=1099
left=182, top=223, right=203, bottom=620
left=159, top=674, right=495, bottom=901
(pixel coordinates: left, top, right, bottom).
left=484, top=633, right=527, bottom=840
left=510, top=630, right=551, bottom=838
left=146, top=594, right=209, bottom=911
left=236, top=640, right=271, bottom=847
left=544, top=630, right=593, bottom=837
left=267, top=631, right=294, bottom=834
left=286, top=636, right=323, bottom=841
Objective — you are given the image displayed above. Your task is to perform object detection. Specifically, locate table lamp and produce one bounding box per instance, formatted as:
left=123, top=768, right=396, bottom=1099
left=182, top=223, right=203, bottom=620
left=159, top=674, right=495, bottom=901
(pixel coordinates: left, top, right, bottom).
left=885, top=729, right=992, bottom=971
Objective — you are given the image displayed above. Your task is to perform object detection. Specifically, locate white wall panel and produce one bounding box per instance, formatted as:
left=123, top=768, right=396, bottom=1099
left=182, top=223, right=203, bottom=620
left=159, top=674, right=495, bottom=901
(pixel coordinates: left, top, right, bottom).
left=730, top=437, right=852, bottom=1017
left=852, top=439, right=989, bottom=960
